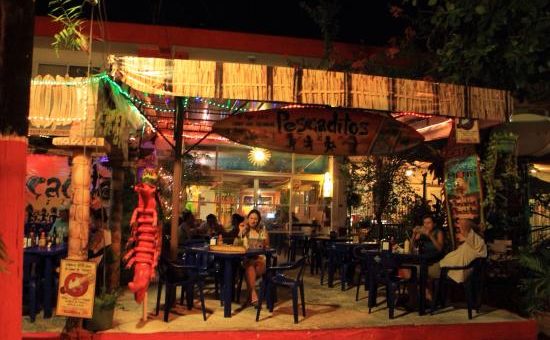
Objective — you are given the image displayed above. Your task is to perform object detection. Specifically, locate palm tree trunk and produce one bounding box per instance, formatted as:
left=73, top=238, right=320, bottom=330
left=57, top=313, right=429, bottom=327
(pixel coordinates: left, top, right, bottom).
left=0, top=1, right=34, bottom=338
left=108, top=165, right=125, bottom=291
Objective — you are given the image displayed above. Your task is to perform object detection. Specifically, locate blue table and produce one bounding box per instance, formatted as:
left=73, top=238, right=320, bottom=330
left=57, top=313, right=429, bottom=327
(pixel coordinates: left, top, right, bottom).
left=362, top=249, right=440, bottom=316
left=186, top=246, right=274, bottom=318
left=24, top=244, right=67, bottom=318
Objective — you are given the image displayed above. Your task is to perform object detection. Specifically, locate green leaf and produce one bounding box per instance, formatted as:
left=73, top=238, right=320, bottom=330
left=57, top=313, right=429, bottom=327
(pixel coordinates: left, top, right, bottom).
left=428, top=0, right=438, bottom=6
left=475, top=5, right=486, bottom=15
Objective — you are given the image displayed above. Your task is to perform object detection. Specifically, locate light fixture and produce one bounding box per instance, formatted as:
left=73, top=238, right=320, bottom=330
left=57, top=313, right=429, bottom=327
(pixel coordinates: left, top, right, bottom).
left=405, top=169, right=414, bottom=177
left=323, top=172, right=333, bottom=198
left=248, top=148, right=271, bottom=167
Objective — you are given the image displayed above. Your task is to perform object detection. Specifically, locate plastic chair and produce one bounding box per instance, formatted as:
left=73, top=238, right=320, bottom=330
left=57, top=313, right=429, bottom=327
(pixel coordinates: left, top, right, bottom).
left=369, top=252, right=417, bottom=319
left=431, top=257, right=487, bottom=319
left=256, top=256, right=307, bottom=324
left=155, top=254, right=207, bottom=322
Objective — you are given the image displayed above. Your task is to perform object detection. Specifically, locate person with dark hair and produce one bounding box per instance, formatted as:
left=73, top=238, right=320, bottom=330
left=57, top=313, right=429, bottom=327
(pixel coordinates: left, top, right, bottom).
left=412, top=215, right=445, bottom=257
left=234, top=209, right=270, bottom=306
left=224, top=213, right=244, bottom=242
left=198, top=213, right=224, bottom=237
left=179, top=210, right=196, bottom=241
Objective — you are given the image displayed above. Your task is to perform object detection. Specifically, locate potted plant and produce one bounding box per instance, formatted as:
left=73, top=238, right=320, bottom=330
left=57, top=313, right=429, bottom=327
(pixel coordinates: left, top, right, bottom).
left=519, top=240, right=550, bottom=336
left=85, top=288, right=118, bottom=332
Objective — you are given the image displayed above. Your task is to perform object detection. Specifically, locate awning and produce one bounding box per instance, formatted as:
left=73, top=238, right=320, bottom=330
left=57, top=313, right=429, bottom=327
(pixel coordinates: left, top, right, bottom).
left=108, top=55, right=511, bottom=122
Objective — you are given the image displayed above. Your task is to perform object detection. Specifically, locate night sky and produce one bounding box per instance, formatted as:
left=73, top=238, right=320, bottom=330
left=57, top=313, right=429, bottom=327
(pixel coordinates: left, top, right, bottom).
left=35, top=0, right=402, bottom=46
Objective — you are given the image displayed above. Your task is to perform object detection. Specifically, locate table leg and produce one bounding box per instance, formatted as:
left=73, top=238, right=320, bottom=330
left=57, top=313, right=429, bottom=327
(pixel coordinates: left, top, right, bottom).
left=223, top=258, right=233, bottom=318
left=43, top=257, right=54, bottom=318
left=327, top=249, right=335, bottom=288
left=419, top=261, right=427, bottom=315
left=340, top=254, right=347, bottom=291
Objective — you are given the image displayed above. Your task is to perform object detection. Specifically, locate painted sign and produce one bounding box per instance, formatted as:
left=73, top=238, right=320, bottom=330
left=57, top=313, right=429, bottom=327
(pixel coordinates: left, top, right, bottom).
left=444, top=155, right=484, bottom=238
left=455, top=118, right=480, bottom=144
left=56, top=259, right=97, bottom=318
left=212, top=108, right=424, bottom=156
left=26, top=154, right=71, bottom=225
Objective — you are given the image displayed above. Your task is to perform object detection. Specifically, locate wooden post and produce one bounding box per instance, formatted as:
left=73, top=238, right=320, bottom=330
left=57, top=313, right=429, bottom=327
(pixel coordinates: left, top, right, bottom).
left=170, top=98, right=185, bottom=260
left=0, top=1, right=34, bottom=338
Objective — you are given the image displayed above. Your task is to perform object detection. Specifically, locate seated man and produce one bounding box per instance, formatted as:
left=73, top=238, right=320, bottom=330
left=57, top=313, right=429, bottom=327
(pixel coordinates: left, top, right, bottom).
left=439, top=218, right=487, bottom=283
left=199, top=214, right=224, bottom=237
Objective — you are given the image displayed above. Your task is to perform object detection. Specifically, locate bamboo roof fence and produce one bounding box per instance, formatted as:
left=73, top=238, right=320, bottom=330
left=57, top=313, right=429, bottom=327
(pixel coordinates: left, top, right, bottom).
left=109, top=55, right=512, bottom=122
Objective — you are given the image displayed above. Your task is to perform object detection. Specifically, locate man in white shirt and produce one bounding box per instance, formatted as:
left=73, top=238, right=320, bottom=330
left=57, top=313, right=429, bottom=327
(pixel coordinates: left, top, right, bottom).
left=439, top=218, right=487, bottom=283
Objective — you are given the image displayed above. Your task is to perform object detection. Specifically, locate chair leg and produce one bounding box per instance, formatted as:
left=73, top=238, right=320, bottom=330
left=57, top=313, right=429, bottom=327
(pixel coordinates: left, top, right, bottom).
left=256, top=280, right=266, bottom=322
left=465, top=283, right=474, bottom=320
left=198, top=282, right=207, bottom=321
left=292, top=286, right=299, bottom=324
left=155, top=280, right=163, bottom=316
left=164, top=283, right=173, bottom=322
left=186, top=284, right=194, bottom=310
left=387, top=284, right=395, bottom=319
left=236, top=268, right=244, bottom=303
left=355, top=268, right=362, bottom=301
left=179, top=285, right=185, bottom=305
left=299, top=283, right=306, bottom=317
left=431, top=279, right=440, bottom=315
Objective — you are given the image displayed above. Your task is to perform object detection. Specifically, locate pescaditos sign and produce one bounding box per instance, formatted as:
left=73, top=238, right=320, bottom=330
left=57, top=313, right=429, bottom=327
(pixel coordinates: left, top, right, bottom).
left=212, top=108, right=424, bottom=156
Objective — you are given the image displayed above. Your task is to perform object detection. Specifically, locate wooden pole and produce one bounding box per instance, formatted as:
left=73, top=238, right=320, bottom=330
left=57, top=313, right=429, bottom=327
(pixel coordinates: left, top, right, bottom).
left=0, top=1, right=34, bottom=338
left=170, top=98, right=185, bottom=260
left=108, top=164, right=125, bottom=290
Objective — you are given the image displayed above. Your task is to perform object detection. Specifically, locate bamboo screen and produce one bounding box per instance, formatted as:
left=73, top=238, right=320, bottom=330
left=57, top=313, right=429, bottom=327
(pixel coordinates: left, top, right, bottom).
left=301, top=69, right=345, bottom=107
left=29, top=75, right=99, bottom=133
left=350, top=74, right=389, bottom=111
left=272, top=66, right=294, bottom=102
left=173, top=59, right=216, bottom=98
left=222, top=63, right=267, bottom=100
left=109, top=55, right=510, bottom=121
left=394, top=78, right=437, bottom=114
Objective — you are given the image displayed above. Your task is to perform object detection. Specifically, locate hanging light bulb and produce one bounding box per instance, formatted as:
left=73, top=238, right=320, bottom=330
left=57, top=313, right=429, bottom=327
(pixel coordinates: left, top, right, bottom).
left=248, top=148, right=271, bottom=167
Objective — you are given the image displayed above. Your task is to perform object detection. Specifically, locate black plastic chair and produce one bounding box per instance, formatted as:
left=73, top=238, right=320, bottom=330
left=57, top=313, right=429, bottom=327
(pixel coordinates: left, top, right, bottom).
left=353, top=246, right=370, bottom=301
left=155, top=254, right=207, bottom=322
left=256, top=256, right=307, bottom=324
left=431, top=257, right=487, bottom=319
left=369, top=252, right=416, bottom=319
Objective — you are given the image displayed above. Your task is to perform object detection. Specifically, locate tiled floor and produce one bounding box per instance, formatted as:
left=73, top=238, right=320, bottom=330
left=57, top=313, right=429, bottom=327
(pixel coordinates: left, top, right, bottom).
left=23, top=270, right=528, bottom=334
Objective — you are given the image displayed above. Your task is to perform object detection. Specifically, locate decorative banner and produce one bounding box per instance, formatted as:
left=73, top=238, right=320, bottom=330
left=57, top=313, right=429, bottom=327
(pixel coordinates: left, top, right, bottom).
left=56, top=259, right=97, bottom=318
left=444, top=155, right=484, bottom=241
left=212, top=108, right=424, bottom=156
left=26, top=154, right=71, bottom=224
left=455, top=118, right=480, bottom=144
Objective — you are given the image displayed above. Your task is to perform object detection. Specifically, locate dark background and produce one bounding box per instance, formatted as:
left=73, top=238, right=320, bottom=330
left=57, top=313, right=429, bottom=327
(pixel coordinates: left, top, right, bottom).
left=35, top=0, right=401, bottom=46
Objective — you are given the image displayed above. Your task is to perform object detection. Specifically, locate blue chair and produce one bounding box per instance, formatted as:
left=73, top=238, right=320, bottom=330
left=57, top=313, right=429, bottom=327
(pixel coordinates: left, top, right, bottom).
left=256, top=256, right=307, bottom=324
left=155, top=254, right=207, bottom=322
left=369, top=252, right=416, bottom=319
left=431, top=257, right=487, bottom=319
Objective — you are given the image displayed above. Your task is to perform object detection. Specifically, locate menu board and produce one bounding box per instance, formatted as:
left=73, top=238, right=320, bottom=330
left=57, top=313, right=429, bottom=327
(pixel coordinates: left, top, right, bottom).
left=444, top=155, right=484, bottom=241
left=56, top=260, right=97, bottom=319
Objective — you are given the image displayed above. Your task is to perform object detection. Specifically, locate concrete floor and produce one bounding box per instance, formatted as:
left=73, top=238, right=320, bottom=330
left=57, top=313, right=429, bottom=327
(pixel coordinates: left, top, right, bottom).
left=23, top=269, right=528, bottom=334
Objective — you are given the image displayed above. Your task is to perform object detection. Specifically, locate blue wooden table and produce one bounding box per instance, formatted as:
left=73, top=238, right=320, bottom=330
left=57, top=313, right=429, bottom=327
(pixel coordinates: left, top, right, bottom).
left=186, top=246, right=274, bottom=318
left=24, top=244, right=67, bottom=318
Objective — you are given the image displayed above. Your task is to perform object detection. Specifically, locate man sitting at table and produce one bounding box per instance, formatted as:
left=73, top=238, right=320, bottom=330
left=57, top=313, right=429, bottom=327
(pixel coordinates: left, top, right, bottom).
left=439, top=218, right=487, bottom=283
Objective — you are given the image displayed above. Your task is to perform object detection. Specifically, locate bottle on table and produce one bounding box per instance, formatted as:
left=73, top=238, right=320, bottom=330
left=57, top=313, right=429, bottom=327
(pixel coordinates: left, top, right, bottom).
left=38, top=231, right=47, bottom=248
left=218, top=233, right=223, bottom=245
left=404, top=238, right=411, bottom=254
left=381, top=238, right=390, bottom=252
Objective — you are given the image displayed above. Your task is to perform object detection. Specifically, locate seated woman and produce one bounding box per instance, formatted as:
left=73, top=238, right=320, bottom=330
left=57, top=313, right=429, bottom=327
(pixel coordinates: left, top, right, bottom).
left=224, top=213, right=244, bottom=244
left=401, top=215, right=445, bottom=303
left=233, top=209, right=269, bottom=306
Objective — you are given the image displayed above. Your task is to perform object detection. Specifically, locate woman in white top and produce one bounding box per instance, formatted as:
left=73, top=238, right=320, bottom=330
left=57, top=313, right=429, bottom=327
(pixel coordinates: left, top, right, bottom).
left=234, top=209, right=270, bottom=306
